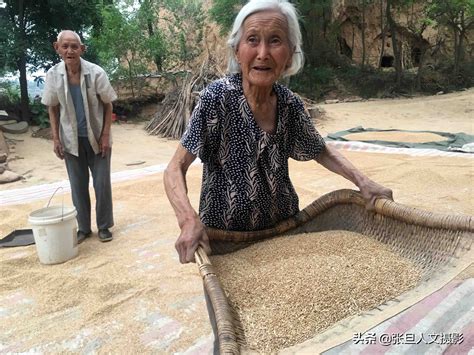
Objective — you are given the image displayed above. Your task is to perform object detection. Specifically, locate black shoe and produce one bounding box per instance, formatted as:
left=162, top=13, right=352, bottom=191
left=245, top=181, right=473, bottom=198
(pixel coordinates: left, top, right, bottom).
left=98, top=229, right=113, bottom=242
left=77, top=230, right=91, bottom=244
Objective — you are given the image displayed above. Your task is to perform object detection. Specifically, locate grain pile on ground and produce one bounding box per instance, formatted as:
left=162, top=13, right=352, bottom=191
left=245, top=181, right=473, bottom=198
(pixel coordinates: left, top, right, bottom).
left=0, top=175, right=212, bottom=353
left=210, top=230, right=422, bottom=353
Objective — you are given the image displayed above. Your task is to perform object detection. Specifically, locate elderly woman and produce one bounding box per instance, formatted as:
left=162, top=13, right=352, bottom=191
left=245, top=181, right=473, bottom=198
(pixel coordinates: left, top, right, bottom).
left=164, top=0, right=393, bottom=264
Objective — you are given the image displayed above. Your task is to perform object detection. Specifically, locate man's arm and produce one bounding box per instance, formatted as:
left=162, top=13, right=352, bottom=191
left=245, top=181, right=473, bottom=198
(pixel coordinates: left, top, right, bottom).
left=48, top=105, right=64, bottom=159
left=164, top=144, right=211, bottom=263
left=315, top=144, right=393, bottom=208
left=99, top=102, right=113, bottom=157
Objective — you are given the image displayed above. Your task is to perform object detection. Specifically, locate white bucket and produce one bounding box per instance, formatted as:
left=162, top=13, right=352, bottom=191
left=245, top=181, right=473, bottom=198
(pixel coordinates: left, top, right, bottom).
left=28, top=205, right=78, bottom=265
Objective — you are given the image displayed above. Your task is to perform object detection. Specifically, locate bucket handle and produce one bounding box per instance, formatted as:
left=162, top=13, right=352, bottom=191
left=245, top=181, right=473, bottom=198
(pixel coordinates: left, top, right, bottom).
left=46, top=186, right=65, bottom=221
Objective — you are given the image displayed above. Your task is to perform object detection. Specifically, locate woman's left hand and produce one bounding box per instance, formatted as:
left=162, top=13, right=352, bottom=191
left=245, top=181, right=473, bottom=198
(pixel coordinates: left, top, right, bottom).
left=359, top=180, right=393, bottom=210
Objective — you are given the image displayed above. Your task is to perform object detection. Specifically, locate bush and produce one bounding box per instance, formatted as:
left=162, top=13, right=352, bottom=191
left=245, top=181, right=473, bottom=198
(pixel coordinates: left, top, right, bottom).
left=275, top=58, right=472, bottom=102
left=0, top=81, right=21, bottom=109
left=289, top=66, right=335, bottom=100
left=30, top=100, right=50, bottom=128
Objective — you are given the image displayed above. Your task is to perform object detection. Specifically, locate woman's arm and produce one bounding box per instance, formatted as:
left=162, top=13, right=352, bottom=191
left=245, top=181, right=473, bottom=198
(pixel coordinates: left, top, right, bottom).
left=164, top=144, right=211, bottom=263
left=315, top=144, right=393, bottom=208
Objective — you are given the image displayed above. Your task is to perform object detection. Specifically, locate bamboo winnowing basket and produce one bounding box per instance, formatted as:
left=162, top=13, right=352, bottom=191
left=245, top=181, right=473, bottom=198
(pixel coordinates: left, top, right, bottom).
left=194, top=189, right=474, bottom=354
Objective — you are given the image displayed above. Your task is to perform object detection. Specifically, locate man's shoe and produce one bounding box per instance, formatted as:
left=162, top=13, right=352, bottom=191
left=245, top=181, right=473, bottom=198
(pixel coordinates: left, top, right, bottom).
left=77, top=230, right=91, bottom=244
left=98, top=229, right=113, bottom=242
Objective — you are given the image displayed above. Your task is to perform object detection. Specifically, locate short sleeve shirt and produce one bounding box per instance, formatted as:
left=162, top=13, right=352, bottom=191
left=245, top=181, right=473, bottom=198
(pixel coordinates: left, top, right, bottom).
left=41, top=58, right=117, bottom=156
left=181, top=74, right=326, bottom=231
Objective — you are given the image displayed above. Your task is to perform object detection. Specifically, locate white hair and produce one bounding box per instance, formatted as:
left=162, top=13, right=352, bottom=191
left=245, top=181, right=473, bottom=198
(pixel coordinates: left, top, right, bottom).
left=57, top=30, right=83, bottom=44
left=227, top=0, right=304, bottom=78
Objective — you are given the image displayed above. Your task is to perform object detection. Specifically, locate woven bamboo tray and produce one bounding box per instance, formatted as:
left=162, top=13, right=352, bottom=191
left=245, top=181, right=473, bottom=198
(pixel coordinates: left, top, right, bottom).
left=194, top=189, right=474, bottom=354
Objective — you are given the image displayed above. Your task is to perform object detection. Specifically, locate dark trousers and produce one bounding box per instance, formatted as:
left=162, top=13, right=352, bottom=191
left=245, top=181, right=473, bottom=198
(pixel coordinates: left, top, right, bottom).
left=64, top=137, right=113, bottom=233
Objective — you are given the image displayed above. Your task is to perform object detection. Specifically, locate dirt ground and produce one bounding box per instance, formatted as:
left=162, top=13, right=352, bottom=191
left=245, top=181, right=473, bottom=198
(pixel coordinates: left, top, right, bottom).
left=1, top=87, right=473, bottom=192
left=0, top=88, right=473, bottom=353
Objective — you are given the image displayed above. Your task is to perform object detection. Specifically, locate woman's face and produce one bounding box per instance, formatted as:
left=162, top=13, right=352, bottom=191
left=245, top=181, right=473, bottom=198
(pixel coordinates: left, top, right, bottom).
left=236, top=10, right=293, bottom=90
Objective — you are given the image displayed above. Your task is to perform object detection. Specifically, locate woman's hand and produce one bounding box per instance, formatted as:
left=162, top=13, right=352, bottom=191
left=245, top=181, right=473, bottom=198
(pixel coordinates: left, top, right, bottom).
left=359, top=179, right=393, bottom=210
left=164, top=144, right=205, bottom=263
left=175, top=217, right=211, bottom=263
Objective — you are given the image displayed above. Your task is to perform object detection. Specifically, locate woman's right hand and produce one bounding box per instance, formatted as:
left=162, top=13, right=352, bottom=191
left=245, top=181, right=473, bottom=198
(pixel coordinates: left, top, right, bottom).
left=175, top=217, right=211, bottom=263
left=53, top=139, right=64, bottom=159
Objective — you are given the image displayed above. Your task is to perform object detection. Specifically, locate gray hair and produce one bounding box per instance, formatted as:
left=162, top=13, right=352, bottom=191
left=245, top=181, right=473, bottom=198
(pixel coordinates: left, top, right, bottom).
left=57, top=30, right=83, bottom=44
left=227, top=0, right=304, bottom=78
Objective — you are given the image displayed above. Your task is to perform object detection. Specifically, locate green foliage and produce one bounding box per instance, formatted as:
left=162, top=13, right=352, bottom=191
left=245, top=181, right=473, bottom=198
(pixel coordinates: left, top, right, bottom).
left=432, top=59, right=474, bottom=89
left=30, top=99, right=50, bottom=128
left=0, top=81, right=49, bottom=127
left=427, top=0, right=473, bottom=26
left=91, top=4, right=152, bottom=97
left=294, top=0, right=335, bottom=67
left=0, top=0, right=103, bottom=72
left=291, top=58, right=474, bottom=101
left=0, top=0, right=104, bottom=121
left=427, top=0, right=474, bottom=73
left=160, top=0, right=206, bottom=69
left=91, top=0, right=206, bottom=90
left=339, top=67, right=402, bottom=98
left=209, top=0, right=243, bottom=35
left=289, top=66, right=335, bottom=99
left=0, top=81, right=21, bottom=105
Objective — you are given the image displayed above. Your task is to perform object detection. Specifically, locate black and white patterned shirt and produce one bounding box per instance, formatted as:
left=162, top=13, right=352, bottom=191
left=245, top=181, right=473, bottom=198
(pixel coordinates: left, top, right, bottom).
left=181, top=74, right=326, bottom=231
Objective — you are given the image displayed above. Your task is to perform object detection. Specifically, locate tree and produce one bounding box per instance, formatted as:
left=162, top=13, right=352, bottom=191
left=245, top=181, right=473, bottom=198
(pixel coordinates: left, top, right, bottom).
left=386, top=0, right=403, bottom=86
left=92, top=4, right=152, bottom=98
left=209, top=0, right=244, bottom=35
left=428, top=0, right=474, bottom=76
left=92, top=0, right=206, bottom=97
left=163, top=0, right=206, bottom=70
left=0, top=0, right=104, bottom=122
left=348, top=0, right=375, bottom=69
left=378, top=0, right=386, bottom=67
left=295, top=0, right=335, bottom=67
left=132, top=0, right=206, bottom=71
left=137, top=0, right=167, bottom=71
left=360, top=0, right=368, bottom=69
left=404, top=1, right=433, bottom=89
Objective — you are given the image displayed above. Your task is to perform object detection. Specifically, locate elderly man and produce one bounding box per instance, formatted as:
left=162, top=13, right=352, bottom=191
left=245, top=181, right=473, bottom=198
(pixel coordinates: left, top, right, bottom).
left=42, top=30, right=117, bottom=243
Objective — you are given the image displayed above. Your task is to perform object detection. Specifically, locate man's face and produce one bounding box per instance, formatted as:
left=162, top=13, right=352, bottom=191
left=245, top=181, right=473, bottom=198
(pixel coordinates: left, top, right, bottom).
left=54, top=32, right=85, bottom=66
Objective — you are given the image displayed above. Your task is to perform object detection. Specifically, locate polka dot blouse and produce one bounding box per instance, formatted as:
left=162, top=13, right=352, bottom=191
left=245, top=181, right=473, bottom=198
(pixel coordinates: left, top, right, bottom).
left=181, top=74, right=326, bottom=231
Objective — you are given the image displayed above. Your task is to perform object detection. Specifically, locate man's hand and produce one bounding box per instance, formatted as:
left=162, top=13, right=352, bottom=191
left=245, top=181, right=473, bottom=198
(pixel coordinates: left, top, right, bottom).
left=53, top=139, right=64, bottom=159
left=359, top=179, right=393, bottom=210
left=99, top=133, right=110, bottom=158
left=175, top=217, right=212, bottom=263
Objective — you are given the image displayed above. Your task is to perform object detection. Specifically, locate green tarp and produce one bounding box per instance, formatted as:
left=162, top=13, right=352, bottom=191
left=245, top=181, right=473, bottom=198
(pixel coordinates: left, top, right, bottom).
left=326, top=126, right=474, bottom=152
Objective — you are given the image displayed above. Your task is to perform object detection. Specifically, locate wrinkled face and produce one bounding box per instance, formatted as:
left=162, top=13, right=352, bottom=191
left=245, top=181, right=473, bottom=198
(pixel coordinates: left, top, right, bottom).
left=54, top=32, right=85, bottom=66
left=236, top=10, right=292, bottom=89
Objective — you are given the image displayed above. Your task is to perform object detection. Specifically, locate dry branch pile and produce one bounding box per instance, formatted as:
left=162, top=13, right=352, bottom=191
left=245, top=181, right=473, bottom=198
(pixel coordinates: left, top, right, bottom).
left=210, top=230, right=421, bottom=353
left=145, top=58, right=223, bottom=139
